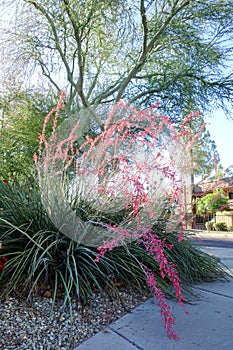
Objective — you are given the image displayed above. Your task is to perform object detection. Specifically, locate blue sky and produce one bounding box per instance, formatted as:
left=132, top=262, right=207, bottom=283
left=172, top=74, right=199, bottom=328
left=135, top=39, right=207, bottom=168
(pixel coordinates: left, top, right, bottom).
left=205, top=110, right=233, bottom=170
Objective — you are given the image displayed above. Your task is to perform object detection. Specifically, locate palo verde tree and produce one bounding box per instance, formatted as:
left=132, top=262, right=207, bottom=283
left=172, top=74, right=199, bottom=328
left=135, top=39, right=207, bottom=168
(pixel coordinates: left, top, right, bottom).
left=0, top=0, right=232, bottom=179
left=0, top=0, right=233, bottom=129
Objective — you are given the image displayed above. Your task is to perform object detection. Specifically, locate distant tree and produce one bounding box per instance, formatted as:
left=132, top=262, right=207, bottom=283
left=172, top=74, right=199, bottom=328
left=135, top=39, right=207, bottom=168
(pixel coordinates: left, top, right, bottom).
left=196, top=190, right=229, bottom=215
left=0, top=90, right=56, bottom=178
left=187, top=114, right=220, bottom=180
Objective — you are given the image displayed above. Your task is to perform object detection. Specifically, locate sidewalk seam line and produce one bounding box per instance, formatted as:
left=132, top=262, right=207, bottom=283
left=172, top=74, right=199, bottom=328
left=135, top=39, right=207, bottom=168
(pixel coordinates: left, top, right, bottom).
left=108, top=326, right=144, bottom=350
left=195, top=287, right=233, bottom=299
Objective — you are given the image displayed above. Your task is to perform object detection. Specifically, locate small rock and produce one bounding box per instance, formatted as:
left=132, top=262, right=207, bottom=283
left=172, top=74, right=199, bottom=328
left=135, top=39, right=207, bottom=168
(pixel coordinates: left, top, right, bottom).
left=43, top=290, right=52, bottom=298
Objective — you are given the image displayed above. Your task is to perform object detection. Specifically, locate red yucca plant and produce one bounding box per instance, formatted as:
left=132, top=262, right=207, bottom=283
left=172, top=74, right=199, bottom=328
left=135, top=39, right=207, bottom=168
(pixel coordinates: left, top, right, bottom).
left=35, top=92, right=204, bottom=339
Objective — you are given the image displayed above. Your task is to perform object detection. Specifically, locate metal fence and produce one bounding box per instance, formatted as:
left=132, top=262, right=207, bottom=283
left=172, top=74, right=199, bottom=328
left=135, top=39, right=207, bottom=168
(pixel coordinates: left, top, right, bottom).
left=186, top=212, right=233, bottom=231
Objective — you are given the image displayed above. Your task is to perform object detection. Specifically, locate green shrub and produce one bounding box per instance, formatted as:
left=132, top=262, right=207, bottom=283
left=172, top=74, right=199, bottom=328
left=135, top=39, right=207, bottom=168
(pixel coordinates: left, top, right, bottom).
left=213, top=222, right=228, bottom=231
left=0, top=179, right=228, bottom=307
left=0, top=179, right=148, bottom=302
left=196, top=190, right=229, bottom=215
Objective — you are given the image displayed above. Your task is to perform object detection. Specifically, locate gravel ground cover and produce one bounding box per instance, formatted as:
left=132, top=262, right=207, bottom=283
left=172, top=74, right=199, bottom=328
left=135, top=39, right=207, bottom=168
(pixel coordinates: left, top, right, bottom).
left=0, top=287, right=151, bottom=350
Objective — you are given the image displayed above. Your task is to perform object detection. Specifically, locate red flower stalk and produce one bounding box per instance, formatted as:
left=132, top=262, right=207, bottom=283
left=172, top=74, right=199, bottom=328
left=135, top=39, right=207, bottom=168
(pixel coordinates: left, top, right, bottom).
left=1, top=256, right=8, bottom=263
left=0, top=256, right=8, bottom=271
left=36, top=98, right=203, bottom=340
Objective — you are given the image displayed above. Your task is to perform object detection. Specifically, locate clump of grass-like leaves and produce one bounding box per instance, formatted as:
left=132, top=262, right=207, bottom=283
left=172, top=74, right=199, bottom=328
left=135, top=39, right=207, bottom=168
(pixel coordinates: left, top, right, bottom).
left=0, top=179, right=228, bottom=307
left=0, top=179, right=145, bottom=302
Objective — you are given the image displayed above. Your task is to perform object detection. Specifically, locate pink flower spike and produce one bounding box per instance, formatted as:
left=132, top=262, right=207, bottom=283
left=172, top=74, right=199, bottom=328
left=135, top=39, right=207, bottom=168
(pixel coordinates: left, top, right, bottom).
left=94, top=256, right=100, bottom=263
left=35, top=98, right=203, bottom=340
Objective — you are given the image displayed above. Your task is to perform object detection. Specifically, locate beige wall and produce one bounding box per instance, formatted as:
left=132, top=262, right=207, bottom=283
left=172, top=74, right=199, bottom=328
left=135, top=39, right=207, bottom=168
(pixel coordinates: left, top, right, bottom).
left=216, top=211, right=233, bottom=230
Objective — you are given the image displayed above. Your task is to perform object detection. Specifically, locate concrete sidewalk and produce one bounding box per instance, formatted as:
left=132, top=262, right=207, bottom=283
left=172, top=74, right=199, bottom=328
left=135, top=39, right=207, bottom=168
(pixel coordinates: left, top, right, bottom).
left=74, top=247, right=233, bottom=350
